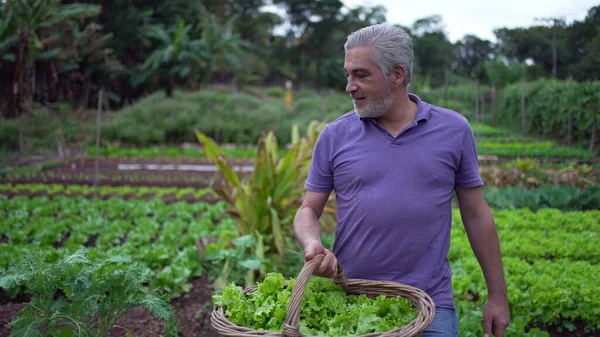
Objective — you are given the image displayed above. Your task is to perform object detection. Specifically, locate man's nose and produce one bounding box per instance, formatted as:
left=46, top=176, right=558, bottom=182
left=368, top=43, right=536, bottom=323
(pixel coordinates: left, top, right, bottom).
left=346, top=80, right=358, bottom=93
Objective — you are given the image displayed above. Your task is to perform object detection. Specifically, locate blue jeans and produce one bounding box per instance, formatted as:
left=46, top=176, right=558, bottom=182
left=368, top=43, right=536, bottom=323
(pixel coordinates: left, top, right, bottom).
left=422, top=308, right=459, bottom=337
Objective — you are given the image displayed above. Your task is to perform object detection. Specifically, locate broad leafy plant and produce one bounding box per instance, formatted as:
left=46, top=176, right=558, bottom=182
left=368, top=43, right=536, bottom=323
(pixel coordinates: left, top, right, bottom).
left=196, top=121, right=336, bottom=286
left=0, top=249, right=172, bottom=337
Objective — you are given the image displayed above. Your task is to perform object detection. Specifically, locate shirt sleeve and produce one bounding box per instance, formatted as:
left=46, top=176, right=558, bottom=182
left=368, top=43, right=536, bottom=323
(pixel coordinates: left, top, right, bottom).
left=305, top=124, right=334, bottom=193
left=455, top=123, right=484, bottom=189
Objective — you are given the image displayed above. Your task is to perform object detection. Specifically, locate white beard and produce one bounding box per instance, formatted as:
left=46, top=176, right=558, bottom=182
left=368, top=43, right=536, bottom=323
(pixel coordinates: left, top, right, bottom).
left=354, top=87, right=395, bottom=118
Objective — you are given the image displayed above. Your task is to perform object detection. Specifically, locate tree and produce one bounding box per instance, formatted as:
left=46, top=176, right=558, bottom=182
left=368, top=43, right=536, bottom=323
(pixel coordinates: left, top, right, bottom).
left=143, top=20, right=207, bottom=97
left=302, top=0, right=344, bottom=88
left=411, top=15, right=454, bottom=87
left=494, top=21, right=569, bottom=79
left=0, top=0, right=101, bottom=117
left=568, top=5, right=600, bottom=81
left=196, top=8, right=247, bottom=87
left=573, top=34, right=600, bottom=81
left=483, top=56, right=527, bottom=123
left=453, top=35, right=494, bottom=80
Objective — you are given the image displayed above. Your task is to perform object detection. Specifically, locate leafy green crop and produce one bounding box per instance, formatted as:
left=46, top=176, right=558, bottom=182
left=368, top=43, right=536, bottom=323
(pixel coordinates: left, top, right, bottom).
left=449, top=208, right=600, bottom=333
left=213, top=273, right=418, bottom=336
left=477, top=141, right=595, bottom=158
left=0, top=250, right=171, bottom=337
left=0, top=183, right=212, bottom=202
left=484, top=185, right=600, bottom=211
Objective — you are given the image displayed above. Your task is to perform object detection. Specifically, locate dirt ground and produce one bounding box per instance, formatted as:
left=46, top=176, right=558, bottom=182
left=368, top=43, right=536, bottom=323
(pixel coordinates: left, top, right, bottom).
left=1, top=158, right=253, bottom=188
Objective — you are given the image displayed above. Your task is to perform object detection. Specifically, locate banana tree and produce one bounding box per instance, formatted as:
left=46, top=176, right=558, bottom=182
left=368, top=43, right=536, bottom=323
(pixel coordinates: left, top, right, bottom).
left=196, top=6, right=247, bottom=86
left=1, top=0, right=101, bottom=117
left=63, top=22, right=123, bottom=110
left=0, top=5, right=17, bottom=62
left=143, top=20, right=205, bottom=97
left=195, top=121, right=330, bottom=286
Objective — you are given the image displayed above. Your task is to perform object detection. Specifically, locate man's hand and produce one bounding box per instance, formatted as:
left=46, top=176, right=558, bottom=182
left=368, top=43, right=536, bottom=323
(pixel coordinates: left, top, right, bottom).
left=303, top=240, right=338, bottom=277
left=482, top=296, right=510, bottom=337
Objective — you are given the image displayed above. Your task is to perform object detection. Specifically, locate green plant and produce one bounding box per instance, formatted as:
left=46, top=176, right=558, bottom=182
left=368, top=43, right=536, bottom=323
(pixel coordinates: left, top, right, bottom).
left=483, top=185, right=600, bottom=211
left=0, top=250, right=171, bottom=337
left=264, top=86, right=286, bottom=98
left=0, top=196, right=226, bottom=297
left=213, top=273, right=417, bottom=336
left=514, top=158, right=541, bottom=174
left=497, top=79, right=600, bottom=152
left=195, top=121, right=332, bottom=286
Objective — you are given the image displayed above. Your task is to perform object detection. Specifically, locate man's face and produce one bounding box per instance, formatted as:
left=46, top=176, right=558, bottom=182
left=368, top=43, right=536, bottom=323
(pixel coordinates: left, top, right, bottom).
left=344, top=47, right=395, bottom=118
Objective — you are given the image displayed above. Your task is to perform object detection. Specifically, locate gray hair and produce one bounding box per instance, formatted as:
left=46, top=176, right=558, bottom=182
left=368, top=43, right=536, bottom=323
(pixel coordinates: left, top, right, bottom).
left=344, top=24, right=414, bottom=87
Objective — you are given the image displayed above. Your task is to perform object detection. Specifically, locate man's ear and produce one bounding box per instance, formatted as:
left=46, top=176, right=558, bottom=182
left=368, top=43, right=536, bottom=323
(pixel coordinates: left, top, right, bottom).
left=391, top=65, right=406, bottom=88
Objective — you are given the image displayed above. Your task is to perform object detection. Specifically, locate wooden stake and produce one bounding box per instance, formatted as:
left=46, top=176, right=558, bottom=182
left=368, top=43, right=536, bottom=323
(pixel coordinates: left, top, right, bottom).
left=94, top=88, right=103, bottom=197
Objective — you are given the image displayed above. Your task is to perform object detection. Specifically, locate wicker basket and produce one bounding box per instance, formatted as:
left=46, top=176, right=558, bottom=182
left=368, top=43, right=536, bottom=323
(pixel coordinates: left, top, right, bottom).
left=211, top=253, right=436, bottom=337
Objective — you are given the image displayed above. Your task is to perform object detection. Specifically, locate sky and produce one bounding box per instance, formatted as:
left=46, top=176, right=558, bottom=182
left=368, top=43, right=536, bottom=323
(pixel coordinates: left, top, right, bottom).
left=340, top=0, right=598, bottom=42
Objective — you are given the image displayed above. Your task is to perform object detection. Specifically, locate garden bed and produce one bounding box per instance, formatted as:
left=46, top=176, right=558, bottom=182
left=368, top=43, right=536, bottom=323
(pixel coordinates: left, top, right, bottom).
left=0, top=158, right=253, bottom=188
left=0, top=277, right=219, bottom=337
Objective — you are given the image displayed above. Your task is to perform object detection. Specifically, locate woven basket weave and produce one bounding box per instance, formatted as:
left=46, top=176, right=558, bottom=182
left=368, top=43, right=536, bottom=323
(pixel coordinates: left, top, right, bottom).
left=211, top=253, right=436, bottom=337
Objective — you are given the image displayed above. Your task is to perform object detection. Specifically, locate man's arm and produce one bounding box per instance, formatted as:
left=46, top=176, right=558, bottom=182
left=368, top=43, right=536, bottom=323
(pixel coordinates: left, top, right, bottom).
left=455, top=185, right=510, bottom=337
left=294, top=191, right=329, bottom=248
left=293, top=190, right=338, bottom=276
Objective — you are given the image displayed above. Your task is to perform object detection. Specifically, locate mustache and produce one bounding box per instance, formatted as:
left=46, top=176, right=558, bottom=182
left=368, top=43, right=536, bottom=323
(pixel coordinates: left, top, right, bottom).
left=350, top=93, right=365, bottom=99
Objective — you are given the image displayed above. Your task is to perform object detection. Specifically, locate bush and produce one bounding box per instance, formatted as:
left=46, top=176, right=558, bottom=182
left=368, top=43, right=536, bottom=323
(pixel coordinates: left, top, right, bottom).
left=264, top=86, right=286, bottom=98
left=0, top=118, right=19, bottom=150
left=2, top=104, right=83, bottom=152
left=99, top=87, right=358, bottom=147
left=102, top=98, right=201, bottom=146
left=102, top=89, right=300, bottom=146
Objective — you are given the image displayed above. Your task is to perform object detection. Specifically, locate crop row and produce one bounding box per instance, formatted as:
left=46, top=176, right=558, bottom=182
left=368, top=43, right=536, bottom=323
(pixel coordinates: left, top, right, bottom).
left=0, top=183, right=213, bottom=203
left=0, top=196, right=230, bottom=297
left=86, top=145, right=283, bottom=159
left=477, top=141, right=595, bottom=158
left=483, top=185, right=599, bottom=211
left=449, top=208, right=599, bottom=333
left=0, top=171, right=212, bottom=187
left=449, top=209, right=600, bottom=263
left=1, top=183, right=597, bottom=211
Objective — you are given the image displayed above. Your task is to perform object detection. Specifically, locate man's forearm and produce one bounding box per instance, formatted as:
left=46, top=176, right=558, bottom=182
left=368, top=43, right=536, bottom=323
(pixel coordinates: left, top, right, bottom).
left=293, top=206, right=322, bottom=248
left=463, top=211, right=507, bottom=299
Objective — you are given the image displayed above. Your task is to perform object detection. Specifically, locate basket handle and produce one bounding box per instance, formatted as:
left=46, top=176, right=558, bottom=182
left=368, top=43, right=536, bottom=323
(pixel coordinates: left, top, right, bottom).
left=282, top=253, right=349, bottom=337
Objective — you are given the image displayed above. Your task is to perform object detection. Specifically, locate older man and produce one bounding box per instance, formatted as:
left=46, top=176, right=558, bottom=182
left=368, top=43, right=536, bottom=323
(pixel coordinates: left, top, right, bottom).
left=293, top=23, right=510, bottom=337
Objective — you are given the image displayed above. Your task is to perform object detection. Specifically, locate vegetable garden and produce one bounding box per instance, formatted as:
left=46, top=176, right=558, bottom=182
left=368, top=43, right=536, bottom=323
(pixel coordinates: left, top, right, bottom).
left=1, top=0, right=599, bottom=335
left=1, top=88, right=599, bottom=337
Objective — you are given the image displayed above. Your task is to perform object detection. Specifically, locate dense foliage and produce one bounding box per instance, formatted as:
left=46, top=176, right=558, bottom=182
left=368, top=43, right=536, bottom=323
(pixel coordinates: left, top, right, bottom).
left=496, top=79, right=600, bottom=151
left=1, top=1, right=599, bottom=116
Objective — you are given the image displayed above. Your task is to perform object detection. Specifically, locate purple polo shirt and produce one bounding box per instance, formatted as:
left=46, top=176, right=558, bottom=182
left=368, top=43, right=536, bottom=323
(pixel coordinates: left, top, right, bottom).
left=305, top=93, right=483, bottom=309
